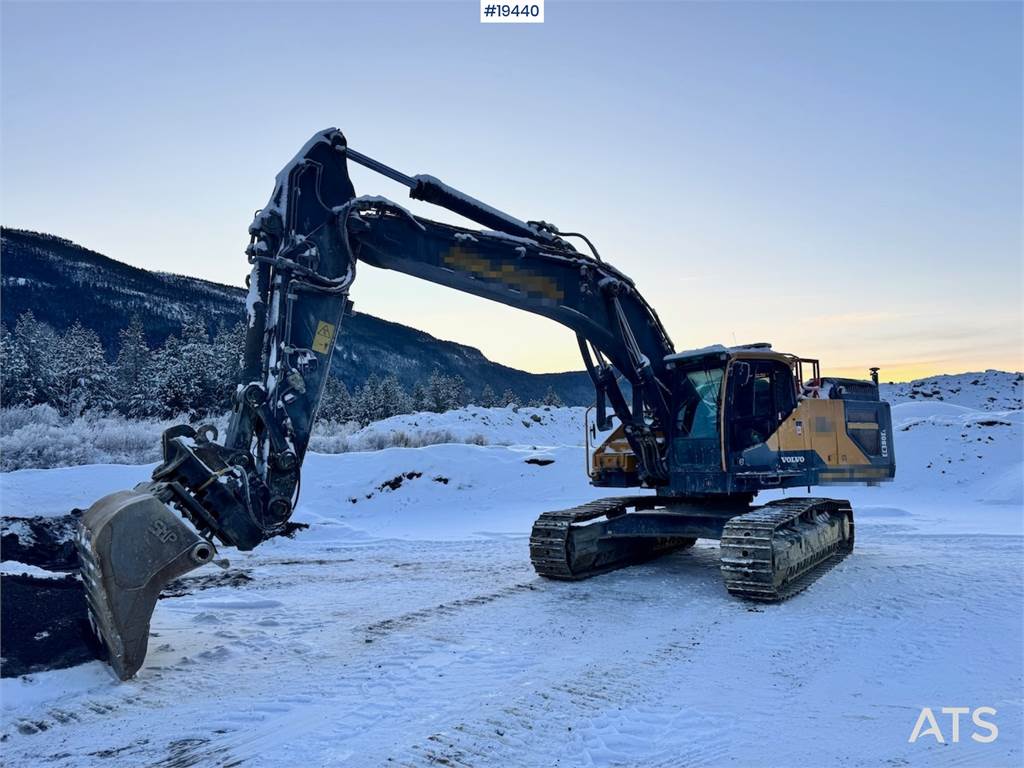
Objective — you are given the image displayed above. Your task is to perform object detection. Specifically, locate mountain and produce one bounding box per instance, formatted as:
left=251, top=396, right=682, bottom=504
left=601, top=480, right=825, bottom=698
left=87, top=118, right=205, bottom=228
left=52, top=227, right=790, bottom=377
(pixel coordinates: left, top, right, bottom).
left=0, top=228, right=594, bottom=403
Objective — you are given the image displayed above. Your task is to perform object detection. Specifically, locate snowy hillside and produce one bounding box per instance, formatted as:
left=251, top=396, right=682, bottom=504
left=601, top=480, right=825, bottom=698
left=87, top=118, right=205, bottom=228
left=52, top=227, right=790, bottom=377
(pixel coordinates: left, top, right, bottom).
left=0, top=227, right=593, bottom=402
left=1, top=381, right=1021, bottom=766
left=885, top=402, right=1022, bottom=506
left=881, top=369, right=1023, bottom=411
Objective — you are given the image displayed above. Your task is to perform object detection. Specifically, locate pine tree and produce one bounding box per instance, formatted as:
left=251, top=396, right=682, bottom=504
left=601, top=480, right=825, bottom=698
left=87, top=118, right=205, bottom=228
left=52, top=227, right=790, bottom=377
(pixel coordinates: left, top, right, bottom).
left=420, top=371, right=467, bottom=413
left=353, top=374, right=385, bottom=425
left=51, top=322, right=111, bottom=416
left=542, top=387, right=564, bottom=407
left=13, top=310, right=59, bottom=405
left=318, top=375, right=353, bottom=422
left=151, top=334, right=200, bottom=417
left=421, top=371, right=463, bottom=412
left=0, top=323, right=32, bottom=406
left=179, top=316, right=218, bottom=414
left=420, top=372, right=443, bottom=413
left=500, top=388, right=519, bottom=407
left=113, top=316, right=152, bottom=417
left=477, top=384, right=497, bottom=408
left=410, top=382, right=427, bottom=413
left=447, top=374, right=467, bottom=410
left=210, top=321, right=246, bottom=410
left=378, top=375, right=412, bottom=419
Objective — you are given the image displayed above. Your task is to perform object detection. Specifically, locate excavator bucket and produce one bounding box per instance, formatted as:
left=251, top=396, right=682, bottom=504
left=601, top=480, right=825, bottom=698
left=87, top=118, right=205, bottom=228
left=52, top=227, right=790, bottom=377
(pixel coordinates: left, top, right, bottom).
left=76, top=488, right=216, bottom=679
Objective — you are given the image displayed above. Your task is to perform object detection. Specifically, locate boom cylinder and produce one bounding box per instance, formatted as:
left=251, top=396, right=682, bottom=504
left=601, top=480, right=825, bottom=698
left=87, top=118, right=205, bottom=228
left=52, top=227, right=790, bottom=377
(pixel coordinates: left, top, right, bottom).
left=345, top=147, right=557, bottom=244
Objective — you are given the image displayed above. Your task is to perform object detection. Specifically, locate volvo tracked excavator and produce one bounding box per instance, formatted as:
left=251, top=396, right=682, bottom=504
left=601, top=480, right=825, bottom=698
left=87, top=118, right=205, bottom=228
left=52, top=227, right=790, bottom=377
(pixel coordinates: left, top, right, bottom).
left=77, top=129, right=896, bottom=680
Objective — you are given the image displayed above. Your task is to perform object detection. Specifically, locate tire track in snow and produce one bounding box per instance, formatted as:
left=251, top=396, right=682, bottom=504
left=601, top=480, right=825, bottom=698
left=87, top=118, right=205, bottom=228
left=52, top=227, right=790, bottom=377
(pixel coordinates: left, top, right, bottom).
left=147, top=573, right=562, bottom=766
left=359, top=581, right=540, bottom=640
left=377, top=550, right=736, bottom=766
left=1, top=540, right=535, bottom=766
left=146, top=550, right=727, bottom=767
left=392, top=625, right=733, bottom=768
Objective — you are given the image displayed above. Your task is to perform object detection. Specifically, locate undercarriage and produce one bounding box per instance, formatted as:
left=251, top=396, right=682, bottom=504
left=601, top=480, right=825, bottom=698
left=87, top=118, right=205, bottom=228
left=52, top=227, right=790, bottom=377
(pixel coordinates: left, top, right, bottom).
left=530, top=496, right=855, bottom=600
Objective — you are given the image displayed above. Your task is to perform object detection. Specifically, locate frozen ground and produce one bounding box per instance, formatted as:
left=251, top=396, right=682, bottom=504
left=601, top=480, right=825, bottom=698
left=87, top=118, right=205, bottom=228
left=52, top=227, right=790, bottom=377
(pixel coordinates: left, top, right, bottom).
left=1, top=375, right=1022, bottom=766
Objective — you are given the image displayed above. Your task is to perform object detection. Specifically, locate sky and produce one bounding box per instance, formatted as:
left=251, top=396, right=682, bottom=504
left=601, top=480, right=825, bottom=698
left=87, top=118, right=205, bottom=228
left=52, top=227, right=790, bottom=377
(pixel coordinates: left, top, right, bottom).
left=2, top=0, right=1021, bottom=382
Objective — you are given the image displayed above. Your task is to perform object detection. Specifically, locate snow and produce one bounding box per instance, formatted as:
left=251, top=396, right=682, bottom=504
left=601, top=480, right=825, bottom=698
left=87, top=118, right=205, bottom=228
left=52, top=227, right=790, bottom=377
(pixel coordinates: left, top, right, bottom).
left=1, top=394, right=1021, bottom=765
left=257, top=127, right=339, bottom=220
left=294, top=442, right=609, bottom=542
left=882, top=369, right=1023, bottom=412
left=244, top=263, right=261, bottom=328
left=0, top=406, right=582, bottom=471
left=478, top=228, right=539, bottom=247
left=0, top=561, right=68, bottom=579
left=345, top=404, right=587, bottom=451
left=347, top=195, right=424, bottom=230
left=663, top=343, right=730, bottom=363
left=1, top=518, right=35, bottom=546
left=664, top=342, right=774, bottom=365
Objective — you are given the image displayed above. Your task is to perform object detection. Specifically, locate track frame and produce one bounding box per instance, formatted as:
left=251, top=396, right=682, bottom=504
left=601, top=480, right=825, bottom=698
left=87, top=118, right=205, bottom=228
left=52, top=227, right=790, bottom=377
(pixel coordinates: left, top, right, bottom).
left=530, top=496, right=855, bottom=601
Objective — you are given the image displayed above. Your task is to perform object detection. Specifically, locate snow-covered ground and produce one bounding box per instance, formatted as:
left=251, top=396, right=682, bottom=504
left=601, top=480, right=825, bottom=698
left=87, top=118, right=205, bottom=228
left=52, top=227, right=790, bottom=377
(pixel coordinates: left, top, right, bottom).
left=0, top=404, right=586, bottom=470
left=1, top=374, right=1022, bottom=766
left=345, top=404, right=588, bottom=449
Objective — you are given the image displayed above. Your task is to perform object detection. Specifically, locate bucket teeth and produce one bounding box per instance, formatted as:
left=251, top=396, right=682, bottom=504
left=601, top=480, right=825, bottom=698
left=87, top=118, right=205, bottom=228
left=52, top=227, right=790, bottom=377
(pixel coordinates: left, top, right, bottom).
left=76, top=488, right=215, bottom=680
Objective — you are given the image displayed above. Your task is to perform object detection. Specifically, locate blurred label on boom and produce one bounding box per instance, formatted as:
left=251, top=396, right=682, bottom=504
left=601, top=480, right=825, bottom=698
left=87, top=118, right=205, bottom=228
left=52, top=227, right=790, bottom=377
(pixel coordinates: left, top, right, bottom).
left=481, top=1, right=544, bottom=23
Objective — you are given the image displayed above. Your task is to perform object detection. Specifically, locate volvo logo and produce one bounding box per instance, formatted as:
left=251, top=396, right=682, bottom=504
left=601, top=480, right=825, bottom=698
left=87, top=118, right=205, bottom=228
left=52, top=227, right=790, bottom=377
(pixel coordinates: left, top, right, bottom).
left=780, top=455, right=805, bottom=465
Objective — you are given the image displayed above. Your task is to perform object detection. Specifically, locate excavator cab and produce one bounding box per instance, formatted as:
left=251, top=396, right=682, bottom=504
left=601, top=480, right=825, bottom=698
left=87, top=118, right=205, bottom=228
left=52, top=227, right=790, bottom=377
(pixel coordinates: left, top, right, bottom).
left=592, top=344, right=896, bottom=495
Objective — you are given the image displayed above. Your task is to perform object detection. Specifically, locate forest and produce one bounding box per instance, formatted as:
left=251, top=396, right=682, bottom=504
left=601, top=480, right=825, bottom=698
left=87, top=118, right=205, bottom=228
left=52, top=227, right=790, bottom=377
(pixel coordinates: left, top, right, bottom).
left=1, top=311, right=563, bottom=425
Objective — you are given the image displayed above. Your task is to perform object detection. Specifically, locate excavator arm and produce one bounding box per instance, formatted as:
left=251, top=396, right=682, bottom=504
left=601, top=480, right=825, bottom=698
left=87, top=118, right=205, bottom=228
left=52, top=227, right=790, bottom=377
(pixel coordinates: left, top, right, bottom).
left=77, top=128, right=678, bottom=679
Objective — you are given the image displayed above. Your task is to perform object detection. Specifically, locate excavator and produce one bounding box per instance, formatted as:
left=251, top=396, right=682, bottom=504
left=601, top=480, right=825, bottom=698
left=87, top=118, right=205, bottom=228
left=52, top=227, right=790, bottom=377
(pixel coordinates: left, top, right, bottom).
left=76, top=128, right=896, bottom=680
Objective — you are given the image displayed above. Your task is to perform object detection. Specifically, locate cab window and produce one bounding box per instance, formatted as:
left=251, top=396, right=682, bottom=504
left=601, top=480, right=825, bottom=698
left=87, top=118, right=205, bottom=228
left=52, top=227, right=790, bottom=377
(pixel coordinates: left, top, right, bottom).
left=676, top=367, right=724, bottom=439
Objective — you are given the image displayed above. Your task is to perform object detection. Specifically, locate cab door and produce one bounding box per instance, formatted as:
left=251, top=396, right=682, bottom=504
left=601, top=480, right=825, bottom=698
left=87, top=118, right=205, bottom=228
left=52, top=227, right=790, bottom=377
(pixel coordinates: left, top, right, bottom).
left=725, top=359, right=797, bottom=470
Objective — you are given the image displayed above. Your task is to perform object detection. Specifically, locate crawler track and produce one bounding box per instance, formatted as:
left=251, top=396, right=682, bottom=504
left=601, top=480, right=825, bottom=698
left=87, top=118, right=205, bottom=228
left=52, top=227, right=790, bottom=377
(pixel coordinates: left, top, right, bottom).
left=530, top=497, right=695, bottom=580
left=719, top=497, right=854, bottom=601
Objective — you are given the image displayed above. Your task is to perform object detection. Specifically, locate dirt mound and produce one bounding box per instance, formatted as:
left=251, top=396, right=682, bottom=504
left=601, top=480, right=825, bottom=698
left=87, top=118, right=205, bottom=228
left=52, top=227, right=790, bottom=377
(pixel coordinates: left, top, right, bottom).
left=2, top=513, right=81, bottom=571
left=0, top=573, right=101, bottom=677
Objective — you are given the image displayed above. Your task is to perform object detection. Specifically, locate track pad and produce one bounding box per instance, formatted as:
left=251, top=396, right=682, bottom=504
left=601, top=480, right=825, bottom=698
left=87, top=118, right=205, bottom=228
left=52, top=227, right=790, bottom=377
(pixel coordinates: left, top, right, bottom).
left=76, top=488, right=215, bottom=680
